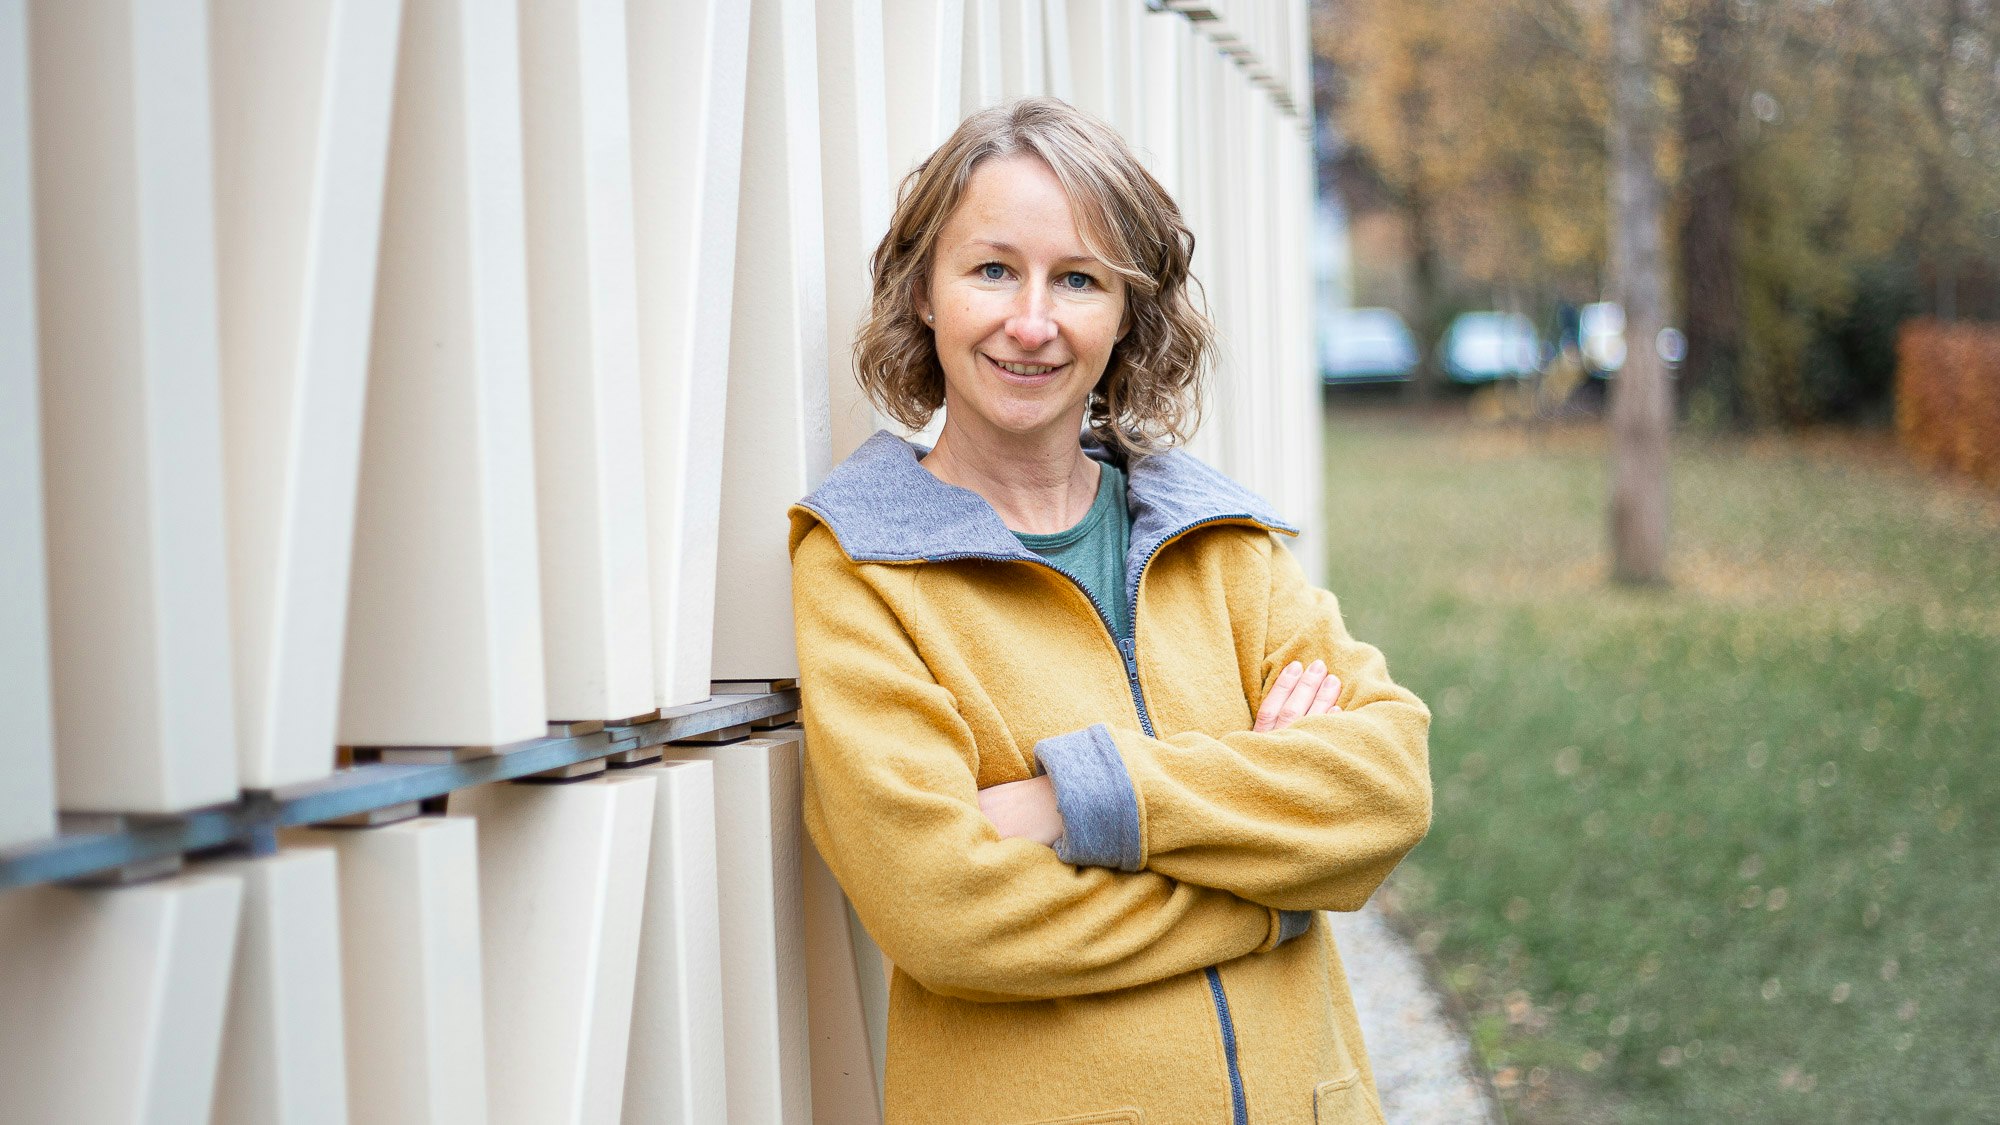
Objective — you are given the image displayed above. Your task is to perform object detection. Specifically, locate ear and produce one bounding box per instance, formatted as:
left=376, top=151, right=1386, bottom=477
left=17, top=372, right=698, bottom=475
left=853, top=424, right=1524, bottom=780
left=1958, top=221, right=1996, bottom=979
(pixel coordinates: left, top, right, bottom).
left=911, top=278, right=933, bottom=328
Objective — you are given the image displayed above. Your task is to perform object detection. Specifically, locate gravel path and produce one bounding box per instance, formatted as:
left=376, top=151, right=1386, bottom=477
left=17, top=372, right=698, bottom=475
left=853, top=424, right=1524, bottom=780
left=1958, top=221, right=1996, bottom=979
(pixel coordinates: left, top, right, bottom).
left=1327, top=903, right=1502, bottom=1125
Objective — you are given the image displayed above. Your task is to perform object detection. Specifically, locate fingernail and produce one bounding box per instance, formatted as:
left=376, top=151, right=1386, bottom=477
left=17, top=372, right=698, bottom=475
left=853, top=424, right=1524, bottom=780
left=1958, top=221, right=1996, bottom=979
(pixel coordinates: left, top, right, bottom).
left=1285, top=661, right=1303, bottom=675
left=1308, top=660, right=1325, bottom=674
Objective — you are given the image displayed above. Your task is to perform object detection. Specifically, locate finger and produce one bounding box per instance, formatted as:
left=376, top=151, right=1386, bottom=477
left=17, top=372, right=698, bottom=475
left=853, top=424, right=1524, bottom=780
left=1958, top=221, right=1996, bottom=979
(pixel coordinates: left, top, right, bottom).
left=1304, top=673, right=1343, bottom=716
left=1277, top=661, right=1327, bottom=726
left=1255, top=664, right=1298, bottom=731
left=1255, top=661, right=1305, bottom=731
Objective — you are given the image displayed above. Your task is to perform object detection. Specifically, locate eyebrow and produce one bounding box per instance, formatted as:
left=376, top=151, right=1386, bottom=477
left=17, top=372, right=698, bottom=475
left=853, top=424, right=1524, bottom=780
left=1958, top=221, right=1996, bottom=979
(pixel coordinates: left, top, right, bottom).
left=963, top=239, right=1103, bottom=266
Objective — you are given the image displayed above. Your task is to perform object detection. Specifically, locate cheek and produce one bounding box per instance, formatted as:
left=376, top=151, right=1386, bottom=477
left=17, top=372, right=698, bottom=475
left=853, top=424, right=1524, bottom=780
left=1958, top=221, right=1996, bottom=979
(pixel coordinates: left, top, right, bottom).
left=938, top=290, right=998, bottom=336
left=1071, top=307, right=1126, bottom=356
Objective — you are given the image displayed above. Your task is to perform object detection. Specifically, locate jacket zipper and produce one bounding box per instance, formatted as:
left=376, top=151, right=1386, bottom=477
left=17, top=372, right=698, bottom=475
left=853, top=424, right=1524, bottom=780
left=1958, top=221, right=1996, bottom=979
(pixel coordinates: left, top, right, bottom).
left=1037, top=565, right=1248, bottom=1125
left=931, top=514, right=1279, bottom=1125
left=1205, top=966, right=1250, bottom=1125
left=1131, top=519, right=1265, bottom=1125
left=1025, top=517, right=1275, bottom=1125
left=1115, top=635, right=1153, bottom=737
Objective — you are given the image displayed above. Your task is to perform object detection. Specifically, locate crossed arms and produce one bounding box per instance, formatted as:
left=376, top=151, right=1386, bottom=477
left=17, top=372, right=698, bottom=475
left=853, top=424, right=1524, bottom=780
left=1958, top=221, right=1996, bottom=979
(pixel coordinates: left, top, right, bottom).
left=791, top=524, right=1432, bottom=1003
left=976, top=657, right=1350, bottom=855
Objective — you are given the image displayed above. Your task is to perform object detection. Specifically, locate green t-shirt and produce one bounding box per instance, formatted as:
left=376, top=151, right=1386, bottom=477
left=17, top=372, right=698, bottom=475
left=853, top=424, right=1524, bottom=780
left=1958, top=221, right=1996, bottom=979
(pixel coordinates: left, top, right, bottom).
left=1013, top=460, right=1133, bottom=640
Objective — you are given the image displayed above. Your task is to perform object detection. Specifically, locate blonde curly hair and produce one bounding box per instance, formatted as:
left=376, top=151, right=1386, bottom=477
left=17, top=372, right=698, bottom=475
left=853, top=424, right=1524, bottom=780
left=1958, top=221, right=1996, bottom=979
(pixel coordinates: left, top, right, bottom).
left=852, top=97, right=1213, bottom=457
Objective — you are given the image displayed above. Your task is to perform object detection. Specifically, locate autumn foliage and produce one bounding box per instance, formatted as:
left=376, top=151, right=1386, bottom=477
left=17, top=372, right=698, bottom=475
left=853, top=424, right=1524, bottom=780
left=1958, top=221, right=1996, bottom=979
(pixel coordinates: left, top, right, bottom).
left=1896, top=320, right=2000, bottom=488
left=1320, top=0, right=2000, bottom=425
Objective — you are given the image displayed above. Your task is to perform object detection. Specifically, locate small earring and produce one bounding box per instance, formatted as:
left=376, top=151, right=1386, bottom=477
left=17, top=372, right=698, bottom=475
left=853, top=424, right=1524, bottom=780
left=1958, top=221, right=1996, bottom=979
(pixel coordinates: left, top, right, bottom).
left=925, top=313, right=934, bottom=324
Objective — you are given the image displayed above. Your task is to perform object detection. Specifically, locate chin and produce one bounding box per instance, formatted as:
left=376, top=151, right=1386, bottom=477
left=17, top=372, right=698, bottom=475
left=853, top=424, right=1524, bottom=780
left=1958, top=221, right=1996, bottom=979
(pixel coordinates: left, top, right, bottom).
left=946, top=374, right=1093, bottom=442
left=979, top=396, right=1079, bottom=435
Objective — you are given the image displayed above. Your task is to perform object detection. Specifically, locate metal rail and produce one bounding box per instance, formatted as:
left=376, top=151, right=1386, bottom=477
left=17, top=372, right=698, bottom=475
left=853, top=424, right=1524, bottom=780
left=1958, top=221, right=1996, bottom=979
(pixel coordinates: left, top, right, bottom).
left=0, top=689, right=800, bottom=891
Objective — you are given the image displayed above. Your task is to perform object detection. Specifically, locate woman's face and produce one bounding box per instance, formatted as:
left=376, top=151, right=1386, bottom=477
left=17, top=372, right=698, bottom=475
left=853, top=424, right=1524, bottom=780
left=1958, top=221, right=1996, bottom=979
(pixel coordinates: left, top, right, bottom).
left=917, top=154, right=1128, bottom=446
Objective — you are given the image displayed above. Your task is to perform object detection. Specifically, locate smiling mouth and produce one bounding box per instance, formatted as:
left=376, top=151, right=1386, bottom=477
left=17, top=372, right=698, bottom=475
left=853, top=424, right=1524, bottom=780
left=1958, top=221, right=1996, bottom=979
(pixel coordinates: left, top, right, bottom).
left=984, top=354, right=1067, bottom=379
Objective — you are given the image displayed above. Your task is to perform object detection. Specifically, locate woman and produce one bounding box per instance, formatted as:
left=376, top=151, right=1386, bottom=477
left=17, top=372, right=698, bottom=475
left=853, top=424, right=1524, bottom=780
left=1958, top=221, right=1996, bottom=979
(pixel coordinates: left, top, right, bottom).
left=789, top=98, right=1432, bottom=1125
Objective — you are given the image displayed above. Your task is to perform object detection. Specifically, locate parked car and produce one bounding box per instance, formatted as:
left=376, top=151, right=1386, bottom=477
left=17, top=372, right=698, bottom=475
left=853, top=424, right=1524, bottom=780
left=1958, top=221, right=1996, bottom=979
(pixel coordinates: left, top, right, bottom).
left=1579, top=301, right=1627, bottom=374
left=1320, top=307, right=1420, bottom=384
left=1576, top=301, right=1685, bottom=376
left=1439, top=311, right=1542, bottom=383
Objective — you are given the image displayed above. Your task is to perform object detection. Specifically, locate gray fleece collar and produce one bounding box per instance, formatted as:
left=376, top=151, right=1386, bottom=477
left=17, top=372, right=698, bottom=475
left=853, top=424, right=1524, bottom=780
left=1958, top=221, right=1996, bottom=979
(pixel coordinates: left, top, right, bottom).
left=794, top=430, right=1298, bottom=575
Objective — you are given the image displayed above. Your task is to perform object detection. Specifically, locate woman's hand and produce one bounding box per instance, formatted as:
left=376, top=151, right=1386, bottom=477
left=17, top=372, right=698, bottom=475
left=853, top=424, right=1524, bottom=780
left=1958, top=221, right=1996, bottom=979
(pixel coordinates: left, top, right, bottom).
left=977, top=775, right=1065, bottom=847
left=1253, top=660, right=1342, bottom=732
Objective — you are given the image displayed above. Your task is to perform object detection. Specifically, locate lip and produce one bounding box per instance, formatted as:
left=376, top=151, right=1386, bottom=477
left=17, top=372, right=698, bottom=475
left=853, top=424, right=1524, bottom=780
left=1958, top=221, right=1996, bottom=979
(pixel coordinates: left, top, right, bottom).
left=982, top=353, right=1068, bottom=385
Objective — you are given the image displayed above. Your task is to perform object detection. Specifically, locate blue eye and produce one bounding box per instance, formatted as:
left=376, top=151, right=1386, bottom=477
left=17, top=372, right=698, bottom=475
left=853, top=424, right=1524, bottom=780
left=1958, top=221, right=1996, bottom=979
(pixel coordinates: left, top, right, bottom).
left=981, top=263, right=1007, bottom=280
left=1061, top=271, right=1094, bottom=290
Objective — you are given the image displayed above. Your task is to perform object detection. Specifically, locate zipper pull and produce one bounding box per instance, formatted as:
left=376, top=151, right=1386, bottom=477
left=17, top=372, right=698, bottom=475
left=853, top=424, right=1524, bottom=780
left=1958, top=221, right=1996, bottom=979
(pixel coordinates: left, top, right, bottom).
left=1118, top=636, right=1140, bottom=683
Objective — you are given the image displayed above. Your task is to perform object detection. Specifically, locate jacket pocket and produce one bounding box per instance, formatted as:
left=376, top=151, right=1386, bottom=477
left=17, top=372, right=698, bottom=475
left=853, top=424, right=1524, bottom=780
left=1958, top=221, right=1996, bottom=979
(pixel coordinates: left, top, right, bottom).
left=1020, top=1110, right=1142, bottom=1125
left=1314, top=1070, right=1384, bottom=1124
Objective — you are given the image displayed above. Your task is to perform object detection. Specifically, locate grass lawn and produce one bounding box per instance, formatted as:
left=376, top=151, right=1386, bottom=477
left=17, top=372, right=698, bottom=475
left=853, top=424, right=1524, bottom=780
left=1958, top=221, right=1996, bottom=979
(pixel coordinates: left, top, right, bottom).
left=1318, top=407, right=2000, bottom=1123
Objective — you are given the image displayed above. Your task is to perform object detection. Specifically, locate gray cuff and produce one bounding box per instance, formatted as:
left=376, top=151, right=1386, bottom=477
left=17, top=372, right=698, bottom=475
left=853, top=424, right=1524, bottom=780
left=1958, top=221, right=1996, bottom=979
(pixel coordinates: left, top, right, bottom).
left=1034, top=723, right=1143, bottom=871
left=1276, top=910, right=1314, bottom=946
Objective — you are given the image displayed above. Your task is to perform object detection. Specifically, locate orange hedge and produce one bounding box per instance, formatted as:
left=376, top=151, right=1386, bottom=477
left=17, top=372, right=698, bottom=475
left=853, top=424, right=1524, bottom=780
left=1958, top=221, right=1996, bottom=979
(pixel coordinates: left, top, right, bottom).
left=1896, top=319, right=2000, bottom=489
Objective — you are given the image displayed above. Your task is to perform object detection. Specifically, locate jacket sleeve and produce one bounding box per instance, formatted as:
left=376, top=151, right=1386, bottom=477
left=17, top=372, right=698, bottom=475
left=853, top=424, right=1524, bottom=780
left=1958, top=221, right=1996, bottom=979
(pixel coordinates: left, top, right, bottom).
left=791, top=524, right=1292, bottom=1004
left=1035, top=534, right=1433, bottom=913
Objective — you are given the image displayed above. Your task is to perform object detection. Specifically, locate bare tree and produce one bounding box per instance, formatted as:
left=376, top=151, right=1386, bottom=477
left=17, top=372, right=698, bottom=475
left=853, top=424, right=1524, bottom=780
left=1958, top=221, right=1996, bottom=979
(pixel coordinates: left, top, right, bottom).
left=1676, top=0, right=1744, bottom=426
left=1607, top=0, right=1671, bottom=584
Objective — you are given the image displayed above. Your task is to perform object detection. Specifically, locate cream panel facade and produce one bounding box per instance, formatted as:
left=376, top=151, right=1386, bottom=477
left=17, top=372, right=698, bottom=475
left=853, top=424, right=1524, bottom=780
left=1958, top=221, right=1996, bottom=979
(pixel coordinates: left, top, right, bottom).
left=1282, top=133, right=1326, bottom=585
left=1039, top=0, right=1072, bottom=102
left=1289, top=0, right=1312, bottom=117
left=1193, top=43, right=1242, bottom=478
left=0, top=872, right=243, bottom=1123
left=1220, top=61, right=1256, bottom=489
left=282, top=817, right=488, bottom=1125
left=804, top=832, right=885, bottom=1124
left=520, top=0, right=656, bottom=722
left=338, top=0, right=547, bottom=747
left=209, top=848, right=350, bottom=1125
left=629, top=0, right=753, bottom=707
left=996, top=0, right=1046, bottom=99
left=0, top=0, right=53, bottom=850
left=961, top=0, right=1003, bottom=114
left=1239, top=81, right=1277, bottom=503
left=1136, top=8, right=1183, bottom=191
left=621, top=759, right=728, bottom=1125
left=5, top=8, right=1326, bottom=1124
left=1114, top=1, right=1147, bottom=142
left=850, top=902, right=893, bottom=1113
left=451, top=775, right=658, bottom=1125
left=1267, top=101, right=1292, bottom=514
left=710, top=0, right=832, bottom=682
left=817, top=0, right=893, bottom=463
left=31, top=0, right=239, bottom=814
left=882, top=0, right=965, bottom=180
left=1060, top=0, right=1116, bottom=126
left=1168, top=22, right=1227, bottom=470
left=662, top=732, right=811, bottom=1125
left=211, top=0, right=402, bottom=789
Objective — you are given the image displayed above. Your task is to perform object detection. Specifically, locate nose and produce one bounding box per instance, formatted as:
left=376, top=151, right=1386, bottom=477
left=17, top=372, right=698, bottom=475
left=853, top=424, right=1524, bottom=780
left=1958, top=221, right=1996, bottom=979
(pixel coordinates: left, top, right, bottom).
left=1004, top=283, right=1058, bottom=352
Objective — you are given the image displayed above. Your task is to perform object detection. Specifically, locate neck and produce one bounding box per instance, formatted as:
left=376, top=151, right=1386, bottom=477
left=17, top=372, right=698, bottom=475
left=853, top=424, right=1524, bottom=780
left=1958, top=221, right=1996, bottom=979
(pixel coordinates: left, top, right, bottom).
left=921, top=411, right=1101, bottom=535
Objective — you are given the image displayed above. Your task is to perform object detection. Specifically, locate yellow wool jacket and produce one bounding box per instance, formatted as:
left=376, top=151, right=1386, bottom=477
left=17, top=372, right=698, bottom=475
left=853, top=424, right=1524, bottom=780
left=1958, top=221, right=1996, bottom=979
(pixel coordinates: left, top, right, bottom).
left=788, top=431, right=1432, bottom=1125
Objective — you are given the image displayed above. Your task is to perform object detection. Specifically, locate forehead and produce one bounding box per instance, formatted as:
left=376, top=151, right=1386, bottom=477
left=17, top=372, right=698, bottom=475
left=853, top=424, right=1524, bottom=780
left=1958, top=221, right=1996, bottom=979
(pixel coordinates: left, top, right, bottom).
left=938, top=154, right=1096, bottom=257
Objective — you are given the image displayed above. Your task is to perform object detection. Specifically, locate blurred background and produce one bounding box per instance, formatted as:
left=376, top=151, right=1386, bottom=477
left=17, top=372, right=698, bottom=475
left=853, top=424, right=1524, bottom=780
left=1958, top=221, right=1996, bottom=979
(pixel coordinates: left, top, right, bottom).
left=1305, top=0, right=1999, bottom=1119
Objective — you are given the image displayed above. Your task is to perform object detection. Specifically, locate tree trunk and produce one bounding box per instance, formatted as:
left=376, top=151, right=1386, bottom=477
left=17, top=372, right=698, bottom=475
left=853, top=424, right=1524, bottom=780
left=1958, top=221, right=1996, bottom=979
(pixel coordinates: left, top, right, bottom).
left=1608, top=0, right=1672, bottom=584
left=1397, top=60, right=1445, bottom=405
left=1676, top=0, right=1744, bottom=426
left=1915, top=0, right=1969, bottom=319
left=1407, top=184, right=1445, bottom=402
